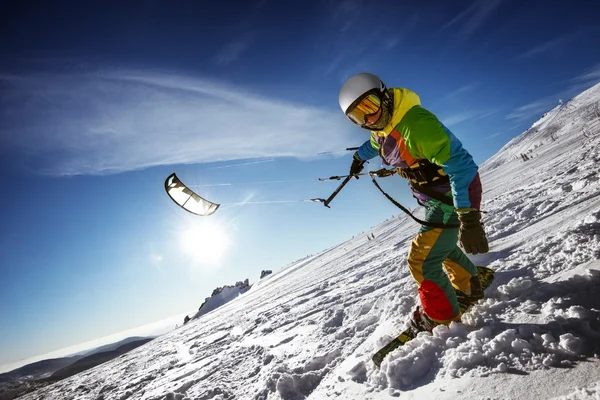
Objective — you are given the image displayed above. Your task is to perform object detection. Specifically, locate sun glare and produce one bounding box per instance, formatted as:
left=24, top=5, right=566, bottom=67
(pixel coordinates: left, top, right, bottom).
left=179, top=220, right=230, bottom=266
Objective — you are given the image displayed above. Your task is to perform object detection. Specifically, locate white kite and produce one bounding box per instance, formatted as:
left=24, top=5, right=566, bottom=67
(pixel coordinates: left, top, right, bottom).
left=164, top=173, right=220, bottom=216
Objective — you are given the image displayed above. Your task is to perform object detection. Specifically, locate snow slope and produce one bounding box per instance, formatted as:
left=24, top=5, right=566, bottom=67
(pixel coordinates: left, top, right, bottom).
left=19, top=83, right=600, bottom=400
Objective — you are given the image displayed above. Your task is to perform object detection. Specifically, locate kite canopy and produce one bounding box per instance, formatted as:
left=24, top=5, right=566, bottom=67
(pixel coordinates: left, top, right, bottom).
left=164, top=173, right=220, bottom=216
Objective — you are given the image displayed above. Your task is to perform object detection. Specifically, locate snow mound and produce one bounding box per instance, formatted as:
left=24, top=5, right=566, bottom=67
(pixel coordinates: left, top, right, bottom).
left=194, top=279, right=251, bottom=319
left=370, top=264, right=600, bottom=390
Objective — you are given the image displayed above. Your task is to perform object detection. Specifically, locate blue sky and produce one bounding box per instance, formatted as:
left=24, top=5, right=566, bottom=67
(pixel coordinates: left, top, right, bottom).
left=1, top=0, right=600, bottom=370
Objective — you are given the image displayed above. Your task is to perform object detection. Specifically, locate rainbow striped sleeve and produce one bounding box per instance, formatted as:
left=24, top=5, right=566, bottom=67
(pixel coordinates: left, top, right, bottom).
left=356, top=134, right=380, bottom=160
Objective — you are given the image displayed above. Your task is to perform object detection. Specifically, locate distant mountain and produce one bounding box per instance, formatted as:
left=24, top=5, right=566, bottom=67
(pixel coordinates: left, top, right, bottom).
left=81, top=336, right=151, bottom=357
left=47, top=338, right=153, bottom=382
left=0, top=337, right=155, bottom=400
left=0, top=355, right=83, bottom=384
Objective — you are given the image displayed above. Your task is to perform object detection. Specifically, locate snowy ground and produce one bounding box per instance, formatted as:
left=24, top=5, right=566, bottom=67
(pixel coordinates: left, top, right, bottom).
left=20, top=84, right=600, bottom=399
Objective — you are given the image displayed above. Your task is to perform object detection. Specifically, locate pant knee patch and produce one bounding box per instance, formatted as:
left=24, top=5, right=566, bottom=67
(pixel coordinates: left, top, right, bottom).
left=418, top=280, right=459, bottom=321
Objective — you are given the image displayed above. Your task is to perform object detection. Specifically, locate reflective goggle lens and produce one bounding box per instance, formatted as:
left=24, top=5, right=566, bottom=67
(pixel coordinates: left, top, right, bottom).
left=346, top=93, right=382, bottom=126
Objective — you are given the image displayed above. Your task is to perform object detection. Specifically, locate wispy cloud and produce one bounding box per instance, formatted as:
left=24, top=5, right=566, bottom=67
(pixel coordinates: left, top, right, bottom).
left=440, top=0, right=506, bottom=39
left=556, top=63, right=600, bottom=101
left=506, top=99, right=556, bottom=122
left=0, top=67, right=353, bottom=176
left=441, top=108, right=500, bottom=127
left=332, top=1, right=363, bottom=32
left=485, top=131, right=505, bottom=139
left=518, top=32, right=579, bottom=59
left=320, top=3, right=418, bottom=75
left=506, top=63, right=600, bottom=124
left=572, top=63, right=600, bottom=85
left=384, top=12, right=419, bottom=50
left=442, top=112, right=476, bottom=126
left=440, top=0, right=505, bottom=40
left=384, top=38, right=400, bottom=50
left=214, top=38, right=251, bottom=65
left=440, top=82, right=480, bottom=104
left=208, top=159, right=274, bottom=170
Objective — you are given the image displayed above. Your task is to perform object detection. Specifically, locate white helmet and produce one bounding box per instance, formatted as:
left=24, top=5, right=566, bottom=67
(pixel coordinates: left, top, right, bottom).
left=338, top=72, right=393, bottom=130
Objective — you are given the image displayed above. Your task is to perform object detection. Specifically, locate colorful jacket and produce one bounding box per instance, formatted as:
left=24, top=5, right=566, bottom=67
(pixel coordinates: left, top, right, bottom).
left=356, top=88, right=482, bottom=210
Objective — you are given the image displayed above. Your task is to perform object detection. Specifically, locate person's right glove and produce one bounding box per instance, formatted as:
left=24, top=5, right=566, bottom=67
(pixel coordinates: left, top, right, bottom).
left=349, top=151, right=364, bottom=179
left=457, top=210, right=489, bottom=255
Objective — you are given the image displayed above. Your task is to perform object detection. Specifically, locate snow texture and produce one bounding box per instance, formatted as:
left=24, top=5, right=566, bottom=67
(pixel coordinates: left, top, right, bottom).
left=19, top=82, right=600, bottom=399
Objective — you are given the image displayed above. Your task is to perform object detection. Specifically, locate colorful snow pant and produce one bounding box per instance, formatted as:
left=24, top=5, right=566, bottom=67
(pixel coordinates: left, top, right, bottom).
left=407, top=201, right=479, bottom=324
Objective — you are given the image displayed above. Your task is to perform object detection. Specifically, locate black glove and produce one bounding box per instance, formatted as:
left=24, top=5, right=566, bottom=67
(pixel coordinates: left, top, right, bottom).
left=349, top=152, right=364, bottom=179
left=458, top=210, right=489, bottom=255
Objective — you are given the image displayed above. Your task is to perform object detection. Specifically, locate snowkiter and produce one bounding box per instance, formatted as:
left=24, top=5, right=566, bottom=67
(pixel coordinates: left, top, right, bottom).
left=338, top=72, right=489, bottom=327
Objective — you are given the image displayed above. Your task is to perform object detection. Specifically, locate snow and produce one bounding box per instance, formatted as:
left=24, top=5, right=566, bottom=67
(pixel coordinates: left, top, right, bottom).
left=18, top=82, right=600, bottom=399
left=553, top=381, right=600, bottom=399
left=193, top=280, right=251, bottom=319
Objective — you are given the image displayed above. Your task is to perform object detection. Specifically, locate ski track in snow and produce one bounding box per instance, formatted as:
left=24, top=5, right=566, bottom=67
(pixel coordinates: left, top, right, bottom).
left=19, top=84, right=600, bottom=399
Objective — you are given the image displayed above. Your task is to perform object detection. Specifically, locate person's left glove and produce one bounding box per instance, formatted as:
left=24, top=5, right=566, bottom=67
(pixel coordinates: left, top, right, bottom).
left=457, top=210, right=489, bottom=255
left=349, top=152, right=364, bottom=179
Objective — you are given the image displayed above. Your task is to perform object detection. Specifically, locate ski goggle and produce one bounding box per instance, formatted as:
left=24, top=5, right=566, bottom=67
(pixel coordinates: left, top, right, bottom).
left=345, top=92, right=382, bottom=127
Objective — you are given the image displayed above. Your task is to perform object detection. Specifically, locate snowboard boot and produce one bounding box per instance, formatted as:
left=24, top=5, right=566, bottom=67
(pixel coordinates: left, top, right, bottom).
left=456, top=274, right=485, bottom=313
left=469, top=274, right=484, bottom=301
left=407, top=306, right=438, bottom=333
left=455, top=289, right=472, bottom=313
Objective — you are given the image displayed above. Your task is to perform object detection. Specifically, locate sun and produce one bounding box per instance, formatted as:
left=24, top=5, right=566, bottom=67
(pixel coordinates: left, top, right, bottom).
left=179, top=220, right=230, bottom=266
